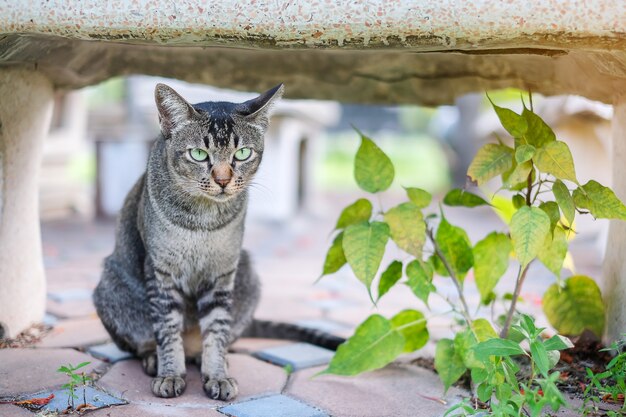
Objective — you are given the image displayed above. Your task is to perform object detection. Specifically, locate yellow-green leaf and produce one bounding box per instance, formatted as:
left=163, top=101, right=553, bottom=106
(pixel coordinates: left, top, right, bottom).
left=405, top=187, right=432, bottom=209
left=552, top=180, right=575, bottom=225
left=515, top=144, right=536, bottom=164
left=472, top=319, right=498, bottom=342
left=538, top=226, right=568, bottom=277
left=454, top=328, right=482, bottom=369
left=473, top=232, right=512, bottom=303
left=489, top=100, right=528, bottom=138
left=406, top=260, right=436, bottom=305
left=534, top=141, right=577, bottom=183
left=390, top=310, right=429, bottom=353
left=503, top=160, right=532, bottom=189
left=522, top=107, right=556, bottom=148
left=335, top=199, right=372, bottom=229
left=572, top=180, right=626, bottom=220
left=320, top=314, right=405, bottom=376
left=543, top=275, right=605, bottom=337
left=435, top=338, right=467, bottom=392
left=384, top=203, right=425, bottom=258
left=343, top=222, right=390, bottom=293
left=539, top=201, right=560, bottom=233
left=436, top=217, right=474, bottom=280
left=377, top=260, right=403, bottom=301
left=510, top=206, right=550, bottom=268
left=322, top=232, right=347, bottom=276
left=467, top=144, right=514, bottom=185
left=354, top=133, right=395, bottom=193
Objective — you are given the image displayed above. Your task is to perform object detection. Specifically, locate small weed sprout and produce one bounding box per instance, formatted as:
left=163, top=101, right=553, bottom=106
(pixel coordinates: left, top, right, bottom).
left=56, top=362, right=92, bottom=410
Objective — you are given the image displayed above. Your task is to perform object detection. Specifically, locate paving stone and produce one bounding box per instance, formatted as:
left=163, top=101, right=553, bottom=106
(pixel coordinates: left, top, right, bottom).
left=87, top=343, right=133, bottom=363
left=34, top=386, right=126, bottom=414
left=43, top=313, right=59, bottom=326
left=230, top=338, right=292, bottom=354
left=36, top=317, right=110, bottom=348
left=46, top=298, right=97, bottom=319
left=253, top=343, right=334, bottom=370
left=0, top=348, right=102, bottom=397
left=47, top=288, right=93, bottom=303
left=296, top=319, right=351, bottom=334
left=0, top=404, right=36, bottom=417
left=98, top=354, right=287, bottom=407
left=287, top=363, right=467, bottom=417
left=218, top=394, right=329, bottom=417
left=88, top=404, right=225, bottom=416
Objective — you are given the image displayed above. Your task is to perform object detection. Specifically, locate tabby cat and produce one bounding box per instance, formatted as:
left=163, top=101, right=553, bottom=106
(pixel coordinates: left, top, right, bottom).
left=93, top=83, right=343, bottom=400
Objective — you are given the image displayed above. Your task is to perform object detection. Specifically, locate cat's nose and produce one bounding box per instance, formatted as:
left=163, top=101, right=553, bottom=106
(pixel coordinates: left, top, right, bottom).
left=211, top=166, right=232, bottom=188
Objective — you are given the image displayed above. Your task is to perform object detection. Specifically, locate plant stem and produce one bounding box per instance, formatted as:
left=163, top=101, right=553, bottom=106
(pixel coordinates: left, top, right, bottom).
left=500, top=264, right=529, bottom=338
left=426, top=228, right=473, bottom=325
left=526, top=169, right=533, bottom=206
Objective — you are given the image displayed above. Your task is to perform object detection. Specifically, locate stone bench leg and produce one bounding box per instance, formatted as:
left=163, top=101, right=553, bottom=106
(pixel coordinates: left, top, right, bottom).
left=0, top=69, right=53, bottom=338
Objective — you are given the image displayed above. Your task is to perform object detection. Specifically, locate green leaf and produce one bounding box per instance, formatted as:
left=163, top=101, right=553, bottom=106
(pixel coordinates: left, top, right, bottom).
left=322, top=232, right=347, bottom=276
left=515, top=144, right=536, bottom=164
left=405, top=260, right=436, bottom=305
left=537, top=226, right=568, bottom=277
left=436, top=217, right=474, bottom=280
left=512, top=194, right=526, bottom=209
left=473, top=232, right=512, bottom=303
left=354, top=133, right=395, bottom=193
left=474, top=338, right=526, bottom=359
left=57, top=366, right=71, bottom=373
left=443, top=189, right=490, bottom=208
left=73, top=361, right=91, bottom=370
left=320, top=314, right=404, bottom=376
left=503, top=160, right=532, bottom=189
left=377, top=260, right=403, bottom=301
left=543, top=275, right=605, bottom=337
left=543, top=335, right=574, bottom=351
left=522, top=107, right=556, bottom=148
left=539, top=201, right=561, bottom=233
left=534, top=141, right=577, bottom=183
left=572, top=180, right=626, bottom=220
left=454, top=329, right=482, bottom=369
left=467, top=144, right=514, bottom=185
left=405, top=187, right=432, bottom=209
left=335, top=199, right=372, bottom=229
left=390, top=309, right=429, bottom=353
left=343, top=222, right=389, bottom=295
left=472, top=318, right=498, bottom=342
left=530, top=341, right=550, bottom=376
left=510, top=206, right=550, bottom=268
left=552, top=180, right=575, bottom=225
left=435, top=338, right=467, bottom=391
left=384, top=203, right=425, bottom=258
left=489, top=100, right=528, bottom=138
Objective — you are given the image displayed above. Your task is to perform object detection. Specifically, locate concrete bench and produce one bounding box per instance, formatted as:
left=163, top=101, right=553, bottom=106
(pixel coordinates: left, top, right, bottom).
left=1, top=0, right=626, bottom=340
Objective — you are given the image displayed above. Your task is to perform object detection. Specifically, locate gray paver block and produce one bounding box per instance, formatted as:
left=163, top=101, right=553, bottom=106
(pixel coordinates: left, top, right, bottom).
left=218, top=394, right=329, bottom=417
left=98, top=354, right=286, bottom=406
left=296, top=318, right=351, bottom=334
left=36, top=317, right=110, bottom=348
left=0, top=404, right=36, bottom=417
left=0, top=349, right=102, bottom=397
left=43, top=313, right=59, bottom=326
left=253, top=343, right=334, bottom=370
left=35, top=386, right=126, bottom=413
left=87, top=343, right=133, bottom=363
left=230, top=338, right=292, bottom=354
left=287, top=363, right=467, bottom=417
left=88, top=404, right=225, bottom=416
left=47, top=288, right=93, bottom=303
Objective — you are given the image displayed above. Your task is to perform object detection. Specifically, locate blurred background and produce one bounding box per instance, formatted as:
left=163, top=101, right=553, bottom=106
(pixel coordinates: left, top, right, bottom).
left=39, top=76, right=614, bottom=349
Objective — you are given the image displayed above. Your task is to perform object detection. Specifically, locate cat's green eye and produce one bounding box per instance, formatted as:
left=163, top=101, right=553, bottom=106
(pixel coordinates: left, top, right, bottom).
left=234, top=147, right=252, bottom=161
left=189, top=148, right=209, bottom=162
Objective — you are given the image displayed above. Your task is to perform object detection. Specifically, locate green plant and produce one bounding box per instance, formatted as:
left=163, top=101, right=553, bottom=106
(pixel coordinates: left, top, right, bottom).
left=582, top=337, right=626, bottom=415
left=319, top=94, right=626, bottom=415
left=56, top=361, right=92, bottom=409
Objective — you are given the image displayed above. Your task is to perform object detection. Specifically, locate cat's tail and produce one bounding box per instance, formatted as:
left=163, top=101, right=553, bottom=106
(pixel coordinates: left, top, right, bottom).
left=241, top=319, right=345, bottom=351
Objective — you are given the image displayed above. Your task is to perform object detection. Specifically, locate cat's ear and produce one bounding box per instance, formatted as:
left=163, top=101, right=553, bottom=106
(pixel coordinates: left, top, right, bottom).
left=235, top=84, right=284, bottom=127
left=154, top=83, right=198, bottom=137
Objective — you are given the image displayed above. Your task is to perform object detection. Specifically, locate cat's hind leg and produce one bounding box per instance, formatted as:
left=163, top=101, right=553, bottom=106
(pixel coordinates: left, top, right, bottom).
left=93, top=259, right=157, bottom=375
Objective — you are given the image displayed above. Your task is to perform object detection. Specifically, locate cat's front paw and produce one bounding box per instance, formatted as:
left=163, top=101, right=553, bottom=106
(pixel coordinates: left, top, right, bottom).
left=142, top=353, right=158, bottom=377
left=202, top=376, right=238, bottom=401
left=151, top=375, right=186, bottom=398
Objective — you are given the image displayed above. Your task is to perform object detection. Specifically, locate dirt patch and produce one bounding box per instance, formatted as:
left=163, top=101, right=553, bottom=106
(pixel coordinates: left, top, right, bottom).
left=0, top=323, right=51, bottom=348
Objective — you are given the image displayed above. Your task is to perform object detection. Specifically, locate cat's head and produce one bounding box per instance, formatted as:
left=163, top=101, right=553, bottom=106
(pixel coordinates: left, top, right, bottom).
left=154, top=83, right=283, bottom=202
